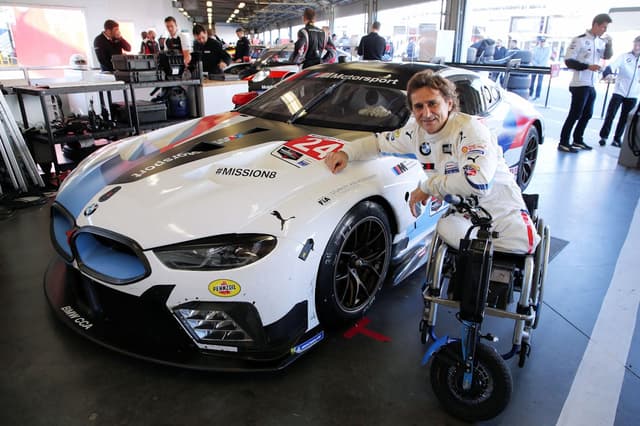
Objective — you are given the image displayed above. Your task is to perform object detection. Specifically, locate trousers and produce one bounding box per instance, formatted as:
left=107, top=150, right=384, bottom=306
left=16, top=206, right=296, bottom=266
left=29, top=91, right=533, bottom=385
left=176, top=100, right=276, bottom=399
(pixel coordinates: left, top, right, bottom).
left=599, top=94, right=638, bottom=142
left=560, top=86, right=596, bottom=145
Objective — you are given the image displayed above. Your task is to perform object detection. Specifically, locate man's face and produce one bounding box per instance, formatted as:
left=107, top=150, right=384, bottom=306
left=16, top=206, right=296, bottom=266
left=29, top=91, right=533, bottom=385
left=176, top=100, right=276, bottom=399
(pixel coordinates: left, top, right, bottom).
left=166, top=21, right=178, bottom=37
left=410, top=87, right=453, bottom=134
left=633, top=41, right=640, bottom=55
left=592, top=22, right=608, bottom=37
left=195, top=31, right=207, bottom=44
left=236, top=31, right=243, bottom=39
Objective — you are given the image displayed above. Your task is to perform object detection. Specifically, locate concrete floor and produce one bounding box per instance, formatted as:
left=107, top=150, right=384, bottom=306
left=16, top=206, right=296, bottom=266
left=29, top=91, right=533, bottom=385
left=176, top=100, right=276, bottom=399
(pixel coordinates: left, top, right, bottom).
left=1, top=77, right=639, bottom=425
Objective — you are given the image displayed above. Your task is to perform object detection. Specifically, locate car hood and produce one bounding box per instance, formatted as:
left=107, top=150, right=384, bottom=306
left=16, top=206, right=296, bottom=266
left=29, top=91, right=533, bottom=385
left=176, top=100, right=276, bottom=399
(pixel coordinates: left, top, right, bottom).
left=56, top=112, right=374, bottom=248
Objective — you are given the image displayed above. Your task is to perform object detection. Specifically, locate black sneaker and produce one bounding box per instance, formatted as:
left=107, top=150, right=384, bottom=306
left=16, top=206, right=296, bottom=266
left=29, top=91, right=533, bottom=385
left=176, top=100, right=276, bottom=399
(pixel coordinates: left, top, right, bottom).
left=599, top=138, right=607, bottom=146
left=573, top=141, right=593, bottom=150
left=558, top=144, right=578, bottom=153
left=611, top=140, right=621, bottom=147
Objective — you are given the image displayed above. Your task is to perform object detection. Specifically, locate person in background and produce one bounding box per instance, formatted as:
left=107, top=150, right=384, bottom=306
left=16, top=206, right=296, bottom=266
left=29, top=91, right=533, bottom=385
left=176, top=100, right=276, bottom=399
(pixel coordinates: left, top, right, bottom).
left=529, top=37, right=552, bottom=100
left=493, top=39, right=507, bottom=60
left=558, top=13, right=613, bottom=152
left=142, top=29, right=160, bottom=55
left=406, top=37, right=417, bottom=61
left=599, top=35, right=640, bottom=147
left=192, top=24, right=231, bottom=74
left=233, top=28, right=251, bottom=62
left=321, top=26, right=337, bottom=64
left=207, top=27, right=227, bottom=48
left=508, top=39, right=519, bottom=50
left=93, top=19, right=131, bottom=72
left=357, top=21, right=386, bottom=60
left=139, top=30, right=148, bottom=54
left=164, top=16, right=192, bottom=65
left=324, top=70, right=539, bottom=254
left=290, top=8, right=325, bottom=68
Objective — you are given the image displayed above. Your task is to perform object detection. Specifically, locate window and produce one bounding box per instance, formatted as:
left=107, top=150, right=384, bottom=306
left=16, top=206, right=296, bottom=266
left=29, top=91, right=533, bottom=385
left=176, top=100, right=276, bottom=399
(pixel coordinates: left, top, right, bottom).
left=450, top=75, right=485, bottom=116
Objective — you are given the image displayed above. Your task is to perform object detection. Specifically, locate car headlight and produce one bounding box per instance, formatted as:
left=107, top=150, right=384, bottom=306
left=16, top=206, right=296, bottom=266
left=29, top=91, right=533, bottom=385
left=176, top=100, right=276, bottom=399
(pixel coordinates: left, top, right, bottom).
left=252, top=69, right=270, bottom=82
left=154, top=234, right=276, bottom=270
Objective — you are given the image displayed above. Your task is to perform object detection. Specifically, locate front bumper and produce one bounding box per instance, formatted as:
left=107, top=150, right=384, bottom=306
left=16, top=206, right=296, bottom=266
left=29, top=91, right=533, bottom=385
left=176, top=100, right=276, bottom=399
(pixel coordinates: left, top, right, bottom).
left=44, top=256, right=320, bottom=372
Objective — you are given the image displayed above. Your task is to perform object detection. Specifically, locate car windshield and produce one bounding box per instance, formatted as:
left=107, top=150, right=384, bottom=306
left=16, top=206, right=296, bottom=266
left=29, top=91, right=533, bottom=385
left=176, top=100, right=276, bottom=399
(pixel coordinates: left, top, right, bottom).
left=238, top=70, right=411, bottom=132
left=257, top=46, right=295, bottom=65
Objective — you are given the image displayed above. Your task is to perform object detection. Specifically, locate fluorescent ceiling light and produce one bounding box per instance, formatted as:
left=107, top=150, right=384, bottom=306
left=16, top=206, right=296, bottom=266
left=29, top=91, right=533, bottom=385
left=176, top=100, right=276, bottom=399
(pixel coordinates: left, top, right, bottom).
left=234, top=9, right=240, bottom=14
left=206, top=1, right=212, bottom=6
left=238, top=2, right=246, bottom=8
left=207, top=7, right=212, bottom=12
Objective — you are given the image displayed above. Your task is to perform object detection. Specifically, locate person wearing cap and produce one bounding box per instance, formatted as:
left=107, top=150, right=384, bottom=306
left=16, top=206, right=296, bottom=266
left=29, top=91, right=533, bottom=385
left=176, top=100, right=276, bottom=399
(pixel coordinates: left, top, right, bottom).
left=233, top=28, right=251, bottom=63
left=599, top=35, right=640, bottom=147
left=529, top=37, right=551, bottom=100
left=93, top=19, right=131, bottom=71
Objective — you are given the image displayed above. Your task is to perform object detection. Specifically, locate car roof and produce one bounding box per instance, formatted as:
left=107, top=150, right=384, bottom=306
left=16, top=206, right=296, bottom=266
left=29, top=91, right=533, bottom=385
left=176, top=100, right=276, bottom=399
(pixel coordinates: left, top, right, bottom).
left=298, top=61, right=475, bottom=88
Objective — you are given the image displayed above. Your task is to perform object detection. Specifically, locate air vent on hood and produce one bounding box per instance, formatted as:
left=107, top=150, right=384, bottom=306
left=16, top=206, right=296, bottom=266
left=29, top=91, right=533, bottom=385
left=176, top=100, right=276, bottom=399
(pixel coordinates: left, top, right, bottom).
left=191, top=127, right=270, bottom=152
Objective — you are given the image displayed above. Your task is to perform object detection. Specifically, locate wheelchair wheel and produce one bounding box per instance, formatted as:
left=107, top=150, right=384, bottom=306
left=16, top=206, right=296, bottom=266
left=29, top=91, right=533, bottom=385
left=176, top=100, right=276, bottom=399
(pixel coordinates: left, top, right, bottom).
left=531, top=218, right=551, bottom=329
left=430, top=341, right=512, bottom=422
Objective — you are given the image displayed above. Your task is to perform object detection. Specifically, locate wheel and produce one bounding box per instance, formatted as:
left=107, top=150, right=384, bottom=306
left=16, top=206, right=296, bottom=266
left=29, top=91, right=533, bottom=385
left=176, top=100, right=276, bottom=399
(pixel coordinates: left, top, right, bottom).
left=430, top=341, right=512, bottom=422
left=315, top=201, right=392, bottom=327
left=532, top=220, right=550, bottom=329
left=516, top=126, right=540, bottom=190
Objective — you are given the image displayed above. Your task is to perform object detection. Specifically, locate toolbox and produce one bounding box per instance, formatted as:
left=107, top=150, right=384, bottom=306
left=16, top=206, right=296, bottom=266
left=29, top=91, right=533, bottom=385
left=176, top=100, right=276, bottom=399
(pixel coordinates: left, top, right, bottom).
left=111, top=54, right=157, bottom=71
left=112, top=100, right=167, bottom=124
left=114, top=70, right=164, bottom=83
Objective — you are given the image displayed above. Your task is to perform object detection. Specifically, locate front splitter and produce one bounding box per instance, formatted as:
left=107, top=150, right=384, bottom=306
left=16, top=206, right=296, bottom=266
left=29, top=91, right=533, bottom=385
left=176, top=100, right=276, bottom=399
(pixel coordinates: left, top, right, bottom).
left=44, top=256, right=318, bottom=372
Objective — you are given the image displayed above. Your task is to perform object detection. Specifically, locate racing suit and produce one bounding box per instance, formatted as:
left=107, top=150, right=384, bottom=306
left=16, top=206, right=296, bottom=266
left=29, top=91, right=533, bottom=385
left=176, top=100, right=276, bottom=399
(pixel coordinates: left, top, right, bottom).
left=341, top=112, right=540, bottom=254
left=291, top=23, right=325, bottom=69
left=599, top=51, right=640, bottom=143
left=560, top=30, right=612, bottom=148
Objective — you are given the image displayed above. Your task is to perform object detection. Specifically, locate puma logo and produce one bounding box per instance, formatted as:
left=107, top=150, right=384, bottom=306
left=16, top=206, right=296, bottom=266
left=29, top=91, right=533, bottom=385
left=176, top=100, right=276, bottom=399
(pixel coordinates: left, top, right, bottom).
left=468, top=155, right=480, bottom=163
left=271, top=210, right=295, bottom=230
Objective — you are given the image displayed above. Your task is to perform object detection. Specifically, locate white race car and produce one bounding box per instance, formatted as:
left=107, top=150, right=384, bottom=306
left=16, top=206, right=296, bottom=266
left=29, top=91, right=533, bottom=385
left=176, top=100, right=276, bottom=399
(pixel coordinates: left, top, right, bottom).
left=45, top=62, right=544, bottom=370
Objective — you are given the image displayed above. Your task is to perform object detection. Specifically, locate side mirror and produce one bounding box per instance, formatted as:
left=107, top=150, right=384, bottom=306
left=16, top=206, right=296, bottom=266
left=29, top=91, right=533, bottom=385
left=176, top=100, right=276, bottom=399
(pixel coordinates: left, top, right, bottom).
left=232, top=91, right=259, bottom=107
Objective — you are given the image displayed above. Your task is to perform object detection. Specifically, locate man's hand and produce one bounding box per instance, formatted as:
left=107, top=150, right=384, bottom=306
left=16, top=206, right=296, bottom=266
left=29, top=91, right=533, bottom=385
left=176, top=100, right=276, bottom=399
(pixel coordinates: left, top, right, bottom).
left=588, top=64, right=601, bottom=72
left=324, top=151, right=349, bottom=174
left=408, top=186, right=430, bottom=217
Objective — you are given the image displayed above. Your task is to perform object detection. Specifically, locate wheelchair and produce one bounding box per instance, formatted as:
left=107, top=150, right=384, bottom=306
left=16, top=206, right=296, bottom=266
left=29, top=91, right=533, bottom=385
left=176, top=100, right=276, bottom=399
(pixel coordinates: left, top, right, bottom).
left=419, top=193, right=551, bottom=422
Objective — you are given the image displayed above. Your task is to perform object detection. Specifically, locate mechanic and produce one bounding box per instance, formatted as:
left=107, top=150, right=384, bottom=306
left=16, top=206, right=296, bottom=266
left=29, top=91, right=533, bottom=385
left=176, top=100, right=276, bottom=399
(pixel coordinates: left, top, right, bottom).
left=324, top=70, right=539, bottom=254
left=93, top=19, right=131, bottom=72
left=290, top=8, right=325, bottom=69
left=599, top=35, right=640, bottom=147
left=232, top=28, right=251, bottom=63
left=558, top=13, right=613, bottom=152
left=357, top=21, right=386, bottom=61
left=164, top=16, right=192, bottom=65
left=322, top=26, right=338, bottom=64
left=192, top=24, right=231, bottom=74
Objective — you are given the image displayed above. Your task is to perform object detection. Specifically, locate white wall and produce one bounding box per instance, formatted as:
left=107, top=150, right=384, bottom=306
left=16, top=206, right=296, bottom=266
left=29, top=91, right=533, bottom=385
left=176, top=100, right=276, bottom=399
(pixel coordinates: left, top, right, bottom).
left=8, top=0, right=192, bottom=66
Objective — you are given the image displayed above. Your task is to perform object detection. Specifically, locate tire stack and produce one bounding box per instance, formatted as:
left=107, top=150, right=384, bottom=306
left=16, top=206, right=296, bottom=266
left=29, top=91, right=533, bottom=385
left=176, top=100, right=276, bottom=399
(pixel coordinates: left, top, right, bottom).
left=504, top=50, right=532, bottom=100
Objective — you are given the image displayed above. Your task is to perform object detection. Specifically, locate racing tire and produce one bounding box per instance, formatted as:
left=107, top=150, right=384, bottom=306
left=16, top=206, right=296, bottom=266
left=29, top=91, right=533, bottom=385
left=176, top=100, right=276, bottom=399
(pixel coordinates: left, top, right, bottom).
left=430, top=341, right=512, bottom=422
left=315, top=201, right=392, bottom=327
left=516, top=126, right=540, bottom=190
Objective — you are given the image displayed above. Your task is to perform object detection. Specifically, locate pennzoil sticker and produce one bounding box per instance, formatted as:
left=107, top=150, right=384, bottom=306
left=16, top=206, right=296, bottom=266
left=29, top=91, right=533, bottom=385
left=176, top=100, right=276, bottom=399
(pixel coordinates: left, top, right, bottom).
left=208, top=279, right=241, bottom=297
left=291, top=331, right=325, bottom=354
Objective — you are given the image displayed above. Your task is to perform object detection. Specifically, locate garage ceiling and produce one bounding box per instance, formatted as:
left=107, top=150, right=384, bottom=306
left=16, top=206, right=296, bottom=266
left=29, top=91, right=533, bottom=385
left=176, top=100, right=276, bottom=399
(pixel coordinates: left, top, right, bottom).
left=173, top=0, right=355, bottom=31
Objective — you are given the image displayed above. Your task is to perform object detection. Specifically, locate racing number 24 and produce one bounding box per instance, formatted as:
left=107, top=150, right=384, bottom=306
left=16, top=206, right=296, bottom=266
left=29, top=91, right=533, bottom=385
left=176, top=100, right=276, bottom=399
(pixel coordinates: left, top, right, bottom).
left=285, top=135, right=344, bottom=161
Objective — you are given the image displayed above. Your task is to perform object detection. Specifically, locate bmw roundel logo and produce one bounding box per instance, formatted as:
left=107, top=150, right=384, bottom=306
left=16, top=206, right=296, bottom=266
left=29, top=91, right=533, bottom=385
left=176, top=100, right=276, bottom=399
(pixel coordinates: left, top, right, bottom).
left=84, top=203, right=98, bottom=216
left=420, top=143, right=431, bottom=156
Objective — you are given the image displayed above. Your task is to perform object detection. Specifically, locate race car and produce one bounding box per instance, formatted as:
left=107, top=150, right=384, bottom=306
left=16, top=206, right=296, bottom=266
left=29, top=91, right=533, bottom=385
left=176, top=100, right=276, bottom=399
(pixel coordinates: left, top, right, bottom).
left=45, top=62, right=544, bottom=371
left=224, top=43, right=350, bottom=92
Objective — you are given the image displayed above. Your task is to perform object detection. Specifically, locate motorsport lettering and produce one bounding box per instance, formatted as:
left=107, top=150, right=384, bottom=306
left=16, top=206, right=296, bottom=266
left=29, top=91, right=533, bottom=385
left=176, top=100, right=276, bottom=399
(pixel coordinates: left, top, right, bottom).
left=316, top=72, right=399, bottom=85
left=131, top=151, right=202, bottom=178
left=216, top=167, right=277, bottom=179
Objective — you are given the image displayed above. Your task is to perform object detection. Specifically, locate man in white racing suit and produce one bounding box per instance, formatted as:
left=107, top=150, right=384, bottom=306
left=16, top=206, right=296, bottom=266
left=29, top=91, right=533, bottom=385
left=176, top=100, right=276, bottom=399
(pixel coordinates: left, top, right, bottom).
left=325, top=70, right=540, bottom=254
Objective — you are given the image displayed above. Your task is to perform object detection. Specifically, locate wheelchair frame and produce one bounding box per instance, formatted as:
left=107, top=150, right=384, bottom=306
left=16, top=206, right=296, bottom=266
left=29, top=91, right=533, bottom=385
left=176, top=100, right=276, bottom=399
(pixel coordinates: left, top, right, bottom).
left=421, top=206, right=551, bottom=364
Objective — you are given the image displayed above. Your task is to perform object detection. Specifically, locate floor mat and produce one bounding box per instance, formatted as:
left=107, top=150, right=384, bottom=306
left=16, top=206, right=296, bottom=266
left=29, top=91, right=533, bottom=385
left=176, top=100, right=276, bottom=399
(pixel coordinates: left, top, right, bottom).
left=549, top=236, right=569, bottom=262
